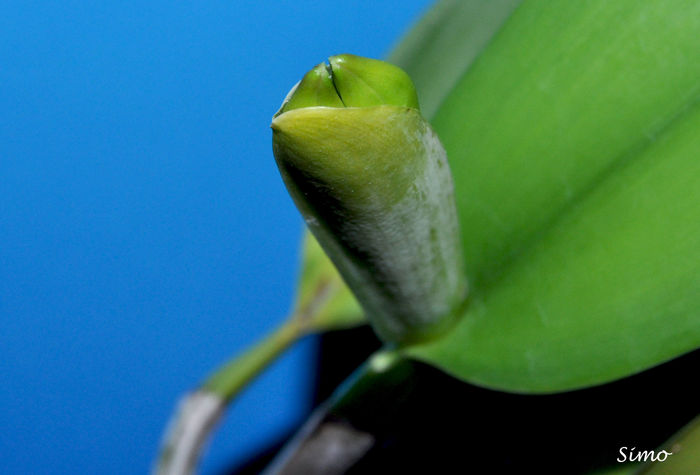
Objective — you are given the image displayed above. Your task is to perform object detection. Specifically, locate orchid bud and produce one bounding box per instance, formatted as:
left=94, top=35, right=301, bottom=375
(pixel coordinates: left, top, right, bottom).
left=271, top=54, right=466, bottom=345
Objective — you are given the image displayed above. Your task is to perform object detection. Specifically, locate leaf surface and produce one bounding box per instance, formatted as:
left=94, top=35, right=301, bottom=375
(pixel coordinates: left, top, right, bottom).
left=409, top=98, right=700, bottom=391
left=405, top=0, right=700, bottom=391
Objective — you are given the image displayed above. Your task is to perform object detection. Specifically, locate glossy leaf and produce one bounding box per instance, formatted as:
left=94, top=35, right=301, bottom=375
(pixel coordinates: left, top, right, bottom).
left=408, top=99, right=700, bottom=391
left=406, top=0, right=700, bottom=391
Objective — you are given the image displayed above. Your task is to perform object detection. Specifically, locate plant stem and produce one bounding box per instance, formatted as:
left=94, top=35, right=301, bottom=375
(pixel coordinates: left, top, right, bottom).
left=203, top=314, right=304, bottom=402
left=154, top=314, right=305, bottom=475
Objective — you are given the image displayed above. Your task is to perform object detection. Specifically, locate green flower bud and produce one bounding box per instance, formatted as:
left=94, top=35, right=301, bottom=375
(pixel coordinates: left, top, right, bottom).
left=271, top=54, right=466, bottom=345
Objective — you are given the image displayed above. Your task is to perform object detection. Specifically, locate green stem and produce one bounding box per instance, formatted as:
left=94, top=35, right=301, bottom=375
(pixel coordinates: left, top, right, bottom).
left=203, top=314, right=304, bottom=402
left=155, top=280, right=341, bottom=474
left=154, top=315, right=306, bottom=475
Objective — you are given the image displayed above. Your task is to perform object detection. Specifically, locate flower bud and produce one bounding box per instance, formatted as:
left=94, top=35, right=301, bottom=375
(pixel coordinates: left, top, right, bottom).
left=271, top=54, right=466, bottom=345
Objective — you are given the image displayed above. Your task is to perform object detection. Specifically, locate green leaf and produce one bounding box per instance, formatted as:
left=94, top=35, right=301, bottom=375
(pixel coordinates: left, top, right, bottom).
left=405, top=0, right=700, bottom=391
left=408, top=98, right=700, bottom=391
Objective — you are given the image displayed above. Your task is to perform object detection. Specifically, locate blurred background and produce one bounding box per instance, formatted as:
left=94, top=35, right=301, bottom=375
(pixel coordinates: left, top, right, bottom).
left=0, top=1, right=431, bottom=473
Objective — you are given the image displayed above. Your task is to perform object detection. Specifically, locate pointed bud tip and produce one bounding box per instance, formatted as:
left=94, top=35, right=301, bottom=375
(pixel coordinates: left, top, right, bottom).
left=275, top=54, right=419, bottom=117
left=277, top=62, right=343, bottom=115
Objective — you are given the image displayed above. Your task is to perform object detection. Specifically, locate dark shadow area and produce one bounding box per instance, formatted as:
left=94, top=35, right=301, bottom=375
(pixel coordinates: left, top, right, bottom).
left=311, top=326, right=384, bottom=405
left=220, top=429, right=292, bottom=475
left=220, top=326, right=380, bottom=475
left=348, top=349, right=700, bottom=474
left=224, top=325, right=698, bottom=474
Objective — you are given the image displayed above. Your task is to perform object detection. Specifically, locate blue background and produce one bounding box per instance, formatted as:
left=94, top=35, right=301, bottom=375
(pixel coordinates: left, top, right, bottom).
left=0, top=1, right=430, bottom=473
